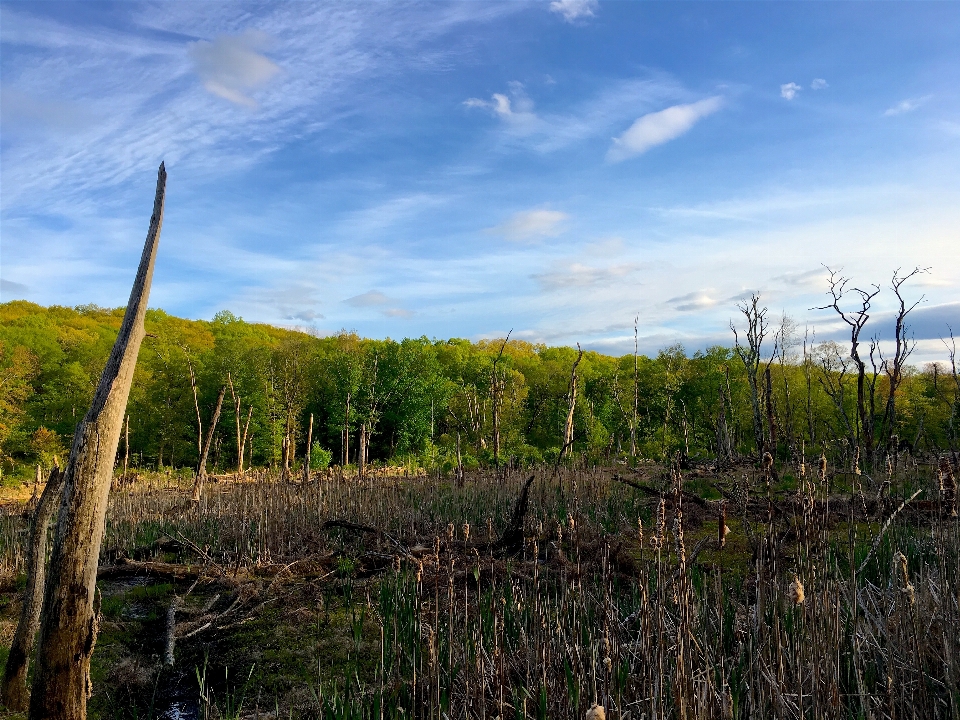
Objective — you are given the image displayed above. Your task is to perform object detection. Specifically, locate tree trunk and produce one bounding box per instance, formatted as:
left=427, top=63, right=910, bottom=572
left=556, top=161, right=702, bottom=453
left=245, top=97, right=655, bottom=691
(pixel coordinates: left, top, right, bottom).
left=2, top=466, right=64, bottom=710
left=764, top=365, right=778, bottom=455
left=304, top=413, right=313, bottom=482
left=238, top=405, right=252, bottom=476
left=30, top=163, right=166, bottom=720
left=193, top=385, right=225, bottom=501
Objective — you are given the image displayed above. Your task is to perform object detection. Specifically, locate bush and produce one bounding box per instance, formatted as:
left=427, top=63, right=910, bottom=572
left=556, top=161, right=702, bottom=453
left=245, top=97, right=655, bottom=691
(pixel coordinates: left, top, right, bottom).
left=310, top=443, right=333, bottom=470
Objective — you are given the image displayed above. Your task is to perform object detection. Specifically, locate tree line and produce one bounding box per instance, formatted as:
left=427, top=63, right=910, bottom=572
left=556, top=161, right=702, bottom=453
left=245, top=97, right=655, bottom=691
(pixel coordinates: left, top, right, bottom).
left=1, top=287, right=957, bottom=480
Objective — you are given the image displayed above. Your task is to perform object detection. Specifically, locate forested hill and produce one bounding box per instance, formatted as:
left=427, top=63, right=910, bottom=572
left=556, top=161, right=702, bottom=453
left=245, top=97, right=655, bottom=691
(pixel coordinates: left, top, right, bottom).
left=0, top=300, right=954, bottom=479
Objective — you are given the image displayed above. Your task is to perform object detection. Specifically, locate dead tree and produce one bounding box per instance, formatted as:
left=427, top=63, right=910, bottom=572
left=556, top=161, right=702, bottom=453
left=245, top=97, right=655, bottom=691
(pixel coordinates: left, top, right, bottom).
left=490, top=330, right=512, bottom=468
left=30, top=163, right=166, bottom=720
left=556, top=344, right=584, bottom=468
left=1, top=466, right=64, bottom=710
left=817, top=267, right=880, bottom=463
left=878, top=267, right=927, bottom=445
left=193, top=385, right=226, bottom=501
left=731, top=293, right=768, bottom=455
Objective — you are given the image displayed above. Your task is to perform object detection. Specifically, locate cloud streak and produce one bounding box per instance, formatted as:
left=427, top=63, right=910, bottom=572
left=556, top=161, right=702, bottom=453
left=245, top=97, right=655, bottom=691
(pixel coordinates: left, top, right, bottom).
left=607, top=96, right=722, bottom=162
left=487, top=209, right=569, bottom=242
left=549, top=0, right=598, bottom=23
left=188, top=30, right=281, bottom=108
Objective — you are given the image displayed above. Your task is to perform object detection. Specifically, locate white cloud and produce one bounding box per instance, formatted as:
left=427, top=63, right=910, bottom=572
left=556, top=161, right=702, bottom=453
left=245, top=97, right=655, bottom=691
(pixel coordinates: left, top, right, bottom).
left=533, top=262, right=640, bottom=291
left=188, top=30, right=281, bottom=108
left=488, top=209, right=569, bottom=241
left=550, top=0, right=598, bottom=23
left=464, top=82, right=538, bottom=132
left=383, top=307, right=414, bottom=318
left=810, top=78, right=828, bottom=90
left=607, top=96, right=722, bottom=162
left=884, top=97, right=929, bottom=116
left=344, top=290, right=390, bottom=307
left=667, top=290, right=717, bottom=312
left=781, top=82, right=802, bottom=100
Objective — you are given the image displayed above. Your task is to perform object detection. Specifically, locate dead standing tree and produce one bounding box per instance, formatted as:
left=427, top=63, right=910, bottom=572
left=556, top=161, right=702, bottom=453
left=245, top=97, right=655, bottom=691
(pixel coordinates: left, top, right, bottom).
left=817, top=267, right=881, bottom=465
left=490, top=330, right=512, bottom=468
left=193, top=385, right=226, bottom=501
left=1, top=466, right=64, bottom=710
left=555, top=344, right=583, bottom=470
left=731, top=293, right=768, bottom=456
left=29, top=163, right=166, bottom=720
left=878, top=267, right=928, bottom=446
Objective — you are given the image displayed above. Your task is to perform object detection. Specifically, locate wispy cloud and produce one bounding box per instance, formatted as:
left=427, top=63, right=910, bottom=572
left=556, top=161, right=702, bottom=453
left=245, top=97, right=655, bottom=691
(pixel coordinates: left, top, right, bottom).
left=810, top=78, right=828, bottom=90
left=383, top=307, right=414, bottom=318
left=188, top=30, right=281, bottom=108
left=549, top=0, right=598, bottom=23
left=884, top=96, right=929, bottom=116
left=607, top=96, right=722, bottom=162
left=532, top=261, right=639, bottom=291
left=0, top=278, right=30, bottom=299
left=464, top=81, right=539, bottom=133
left=781, top=82, right=801, bottom=100
left=344, top=290, right=391, bottom=307
left=488, top=208, right=569, bottom=241
left=667, top=290, right=717, bottom=312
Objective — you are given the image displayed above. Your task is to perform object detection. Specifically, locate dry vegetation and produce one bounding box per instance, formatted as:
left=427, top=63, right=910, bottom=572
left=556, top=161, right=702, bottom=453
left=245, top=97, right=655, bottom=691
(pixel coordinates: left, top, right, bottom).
left=2, top=456, right=956, bottom=719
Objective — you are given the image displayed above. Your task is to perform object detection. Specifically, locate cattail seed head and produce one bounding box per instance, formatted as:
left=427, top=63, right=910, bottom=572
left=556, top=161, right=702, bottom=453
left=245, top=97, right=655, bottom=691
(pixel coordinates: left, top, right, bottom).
left=637, top=517, right=643, bottom=546
left=603, top=656, right=612, bottom=673
left=586, top=704, right=606, bottom=720
left=799, top=461, right=806, bottom=478
left=788, top=574, right=805, bottom=605
left=894, top=551, right=916, bottom=606
left=819, top=453, right=828, bottom=481
left=762, top=452, right=774, bottom=471
left=462, top=523, right=470, bottom=542
left=853, top=447, right=862, bottom=476
left=447, top=522, right=455, bottom=543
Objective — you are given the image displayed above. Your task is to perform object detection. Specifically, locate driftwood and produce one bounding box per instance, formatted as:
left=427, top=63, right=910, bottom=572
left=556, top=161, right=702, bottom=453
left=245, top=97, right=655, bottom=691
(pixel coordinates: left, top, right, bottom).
left=1, top=466, right=64, bottom=710
left=30, top=163, right=166, bottom=720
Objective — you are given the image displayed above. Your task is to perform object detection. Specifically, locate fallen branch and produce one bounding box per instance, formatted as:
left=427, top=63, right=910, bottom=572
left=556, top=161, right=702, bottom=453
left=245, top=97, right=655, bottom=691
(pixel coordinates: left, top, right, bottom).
left=856, top=488, right=923, bottom=575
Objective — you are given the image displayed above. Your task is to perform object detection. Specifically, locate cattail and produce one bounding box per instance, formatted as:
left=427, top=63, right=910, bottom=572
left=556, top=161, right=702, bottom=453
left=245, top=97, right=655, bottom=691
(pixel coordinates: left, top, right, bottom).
left=853, top=446, right=861, bottom=476
left=556, top=519, right=564, bottom=544
left=894, top=551, right=915, bottom=606
left=762, top=451, right=774, bottom=472
left=940, top=459, right=957, bottom=516
left=819, top=453, right=828, bottom=482
left=788, top=574, right=805, bottom=605
left=462, top=522, right=470, bottom=542
left=568, top=512, right=576, bottom=532
left=447, top=522, right=455, bottom=543
left=586, top=703, right=606, bottom=720
left=603, top=656, right=612, bottom=674
left=798, top=460, right=806, bottom=479
left=718, top=502, right=728, bottom=549
left=637, top=517, right=643, bottom=546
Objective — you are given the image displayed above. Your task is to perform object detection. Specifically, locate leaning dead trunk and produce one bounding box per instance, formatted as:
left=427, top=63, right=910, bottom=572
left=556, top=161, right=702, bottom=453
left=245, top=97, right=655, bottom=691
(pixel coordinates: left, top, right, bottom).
left=1, top=465, right=64, bottom=710
left=193, top=385, right=226, bottom=501
left=29, top=163, right=166, bottom=720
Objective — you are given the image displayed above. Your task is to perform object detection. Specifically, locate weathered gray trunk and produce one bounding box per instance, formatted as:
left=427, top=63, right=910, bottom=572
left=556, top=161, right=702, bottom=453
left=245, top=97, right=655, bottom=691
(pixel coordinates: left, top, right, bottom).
left=1, top=466, right=64, bottom=710
left=193, top=385, right=225, bottom=501
left=29, top=163, right=166, bottom=720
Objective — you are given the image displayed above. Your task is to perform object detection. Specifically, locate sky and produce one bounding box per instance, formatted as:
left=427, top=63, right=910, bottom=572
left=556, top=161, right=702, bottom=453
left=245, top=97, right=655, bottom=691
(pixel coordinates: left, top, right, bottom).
left=1, top=1, right=959, bottom=362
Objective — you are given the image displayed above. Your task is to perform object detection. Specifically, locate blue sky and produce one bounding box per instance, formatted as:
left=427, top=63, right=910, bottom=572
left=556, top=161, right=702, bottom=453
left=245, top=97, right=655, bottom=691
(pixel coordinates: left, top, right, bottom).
left=2, top=1, right=958, bottom=361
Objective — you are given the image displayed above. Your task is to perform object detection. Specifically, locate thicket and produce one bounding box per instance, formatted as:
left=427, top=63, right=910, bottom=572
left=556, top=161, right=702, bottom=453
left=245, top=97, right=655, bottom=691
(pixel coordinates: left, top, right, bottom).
left=1, top=296, right=957, bottom=482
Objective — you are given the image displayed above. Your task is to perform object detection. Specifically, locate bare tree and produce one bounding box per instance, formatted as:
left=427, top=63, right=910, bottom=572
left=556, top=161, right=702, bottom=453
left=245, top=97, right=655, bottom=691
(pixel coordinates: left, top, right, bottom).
left=1, top=466, right=64, bottom=709
left=490, top=330, right=512, bottom=468
left=30, top=163, right=166, bottom=720
left=817, top=267, right=881, bottom=462
left=943, top=327, right=960, bottom=469
left=731, top=293, right=768, bottom=454
left=557, top=344, right=583, bottom=467
left=878, top=267, right=928, bottom=445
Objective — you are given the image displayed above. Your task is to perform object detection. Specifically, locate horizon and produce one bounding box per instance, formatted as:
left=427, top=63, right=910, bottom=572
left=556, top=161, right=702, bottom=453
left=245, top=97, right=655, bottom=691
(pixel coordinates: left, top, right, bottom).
left=2, top=1, right=959, bottom=363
